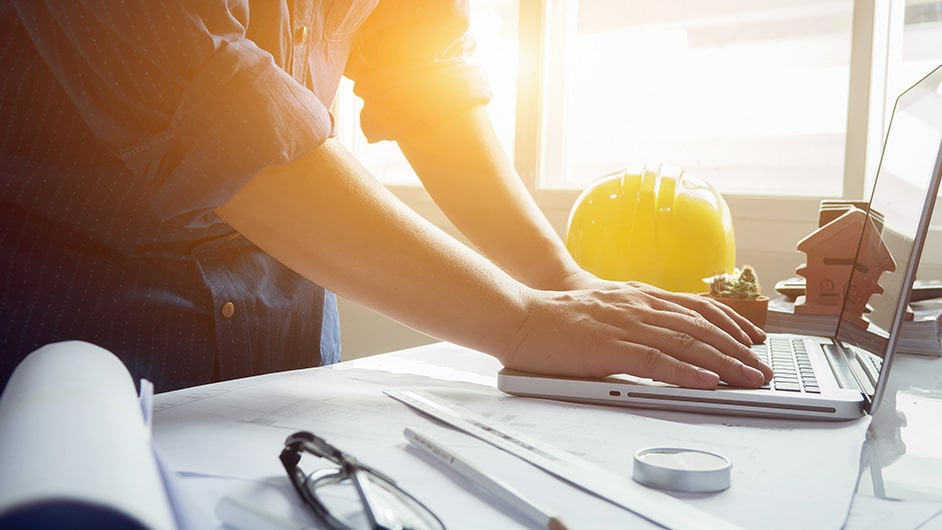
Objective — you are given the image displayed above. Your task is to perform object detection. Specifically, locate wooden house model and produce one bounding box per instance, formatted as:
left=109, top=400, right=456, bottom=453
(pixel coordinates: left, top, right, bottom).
left=794, top=206, right=895, bottom=328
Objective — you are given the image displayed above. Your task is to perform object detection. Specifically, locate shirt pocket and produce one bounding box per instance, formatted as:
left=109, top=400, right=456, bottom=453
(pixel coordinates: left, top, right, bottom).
left=320, top=0, right=379, bottom=42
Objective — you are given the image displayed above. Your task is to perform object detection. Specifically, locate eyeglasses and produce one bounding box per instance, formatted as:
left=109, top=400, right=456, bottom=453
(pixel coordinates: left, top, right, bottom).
left=279, top=431, right=445, bottom=530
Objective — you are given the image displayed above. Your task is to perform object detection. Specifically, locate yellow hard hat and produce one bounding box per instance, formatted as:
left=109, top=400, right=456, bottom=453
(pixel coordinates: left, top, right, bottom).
left=566, top=164, right=736, bottom=293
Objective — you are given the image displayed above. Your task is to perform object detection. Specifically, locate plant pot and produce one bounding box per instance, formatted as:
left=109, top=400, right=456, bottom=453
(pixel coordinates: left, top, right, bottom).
left=701, top=294, right=770, bottom=330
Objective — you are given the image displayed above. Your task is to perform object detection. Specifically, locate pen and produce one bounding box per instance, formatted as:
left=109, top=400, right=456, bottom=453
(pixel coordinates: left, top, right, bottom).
left=403, top=427, right=569, bottom=530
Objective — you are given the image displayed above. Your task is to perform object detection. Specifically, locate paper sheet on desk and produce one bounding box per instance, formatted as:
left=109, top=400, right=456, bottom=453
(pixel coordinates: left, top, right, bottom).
left=844, top=495, right=942, bottom=529
left=154, top=364, right=870, bottom=530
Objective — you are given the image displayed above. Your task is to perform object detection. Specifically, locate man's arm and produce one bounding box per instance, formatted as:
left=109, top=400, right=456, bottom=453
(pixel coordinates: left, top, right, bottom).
left=396, top=107, right=583, bottom=291
left=217, top=139, right=529, bottom=358
left=215, top=139, right=771, bottom=389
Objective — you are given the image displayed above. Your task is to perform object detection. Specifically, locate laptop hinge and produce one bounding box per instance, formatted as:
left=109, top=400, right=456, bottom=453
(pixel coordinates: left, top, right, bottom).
left=847, top=346, right=878, bottom=397
left=821, top=343, right=868, bottom=394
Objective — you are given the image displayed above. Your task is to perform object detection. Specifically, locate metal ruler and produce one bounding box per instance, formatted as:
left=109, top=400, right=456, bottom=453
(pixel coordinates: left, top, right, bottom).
left=385, top=390, right=740, bottom=530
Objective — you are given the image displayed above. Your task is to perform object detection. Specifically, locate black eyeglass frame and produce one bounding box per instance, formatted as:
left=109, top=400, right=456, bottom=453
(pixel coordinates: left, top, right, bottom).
left=279, top=430, right=444, bottom=530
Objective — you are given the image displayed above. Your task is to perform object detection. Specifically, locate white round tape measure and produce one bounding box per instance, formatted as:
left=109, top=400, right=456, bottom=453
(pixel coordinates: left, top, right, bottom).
left=632, top=447, right=731, bottom=493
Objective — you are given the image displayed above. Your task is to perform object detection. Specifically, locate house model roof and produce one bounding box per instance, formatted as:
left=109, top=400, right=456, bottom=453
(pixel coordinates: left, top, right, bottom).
left=794, top=207, right=895, bottom=324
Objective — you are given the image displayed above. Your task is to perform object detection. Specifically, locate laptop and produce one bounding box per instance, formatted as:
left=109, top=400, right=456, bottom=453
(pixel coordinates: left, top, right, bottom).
left=498, top=64, right=942, bottom=420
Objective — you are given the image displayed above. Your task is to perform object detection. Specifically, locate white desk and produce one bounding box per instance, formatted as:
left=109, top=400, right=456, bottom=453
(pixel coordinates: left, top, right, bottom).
left=152, top=342, right=942, bottom=529
left=850, top=352, right=942, bottom=528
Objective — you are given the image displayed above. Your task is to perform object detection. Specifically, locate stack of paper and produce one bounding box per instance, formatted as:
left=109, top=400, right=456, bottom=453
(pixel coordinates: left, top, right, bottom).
left=898, top=299, right=942, bottom=357
left=766, top=298, right=942, bottom=357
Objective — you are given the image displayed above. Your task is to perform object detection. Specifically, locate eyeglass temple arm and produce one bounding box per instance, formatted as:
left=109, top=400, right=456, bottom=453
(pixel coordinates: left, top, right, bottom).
left=279, top=443, right=310, bottom=499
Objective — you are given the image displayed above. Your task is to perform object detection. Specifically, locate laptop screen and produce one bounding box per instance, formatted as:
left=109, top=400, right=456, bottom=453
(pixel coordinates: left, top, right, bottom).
left=835, top=64, right=942, bottom=407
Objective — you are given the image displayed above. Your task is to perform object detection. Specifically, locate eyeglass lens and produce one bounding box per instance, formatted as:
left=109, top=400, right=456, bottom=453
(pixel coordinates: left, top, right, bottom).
left=306, top=466, right=444, bottom=530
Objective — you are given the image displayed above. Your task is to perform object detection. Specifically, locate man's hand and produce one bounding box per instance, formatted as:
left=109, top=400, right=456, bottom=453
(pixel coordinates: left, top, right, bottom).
left=556, top=270, right=768, bottom=345
left=503, top=281, right=773, bottom=389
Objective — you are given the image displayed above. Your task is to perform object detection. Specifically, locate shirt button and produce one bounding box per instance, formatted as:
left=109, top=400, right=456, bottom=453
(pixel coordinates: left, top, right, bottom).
left=221, top=302, right=236, bottom=318
left=295, top=25, right=310, bottom=44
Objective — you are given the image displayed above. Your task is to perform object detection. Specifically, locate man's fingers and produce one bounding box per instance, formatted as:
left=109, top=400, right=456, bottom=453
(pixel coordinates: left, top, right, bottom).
left=628, top=308, right=772, bottom=385
left=703, top=298, right=768, bottom=344
left=607, top=343, right=722, bottom=389
left=621, top=328, right=766, bottom=388
left=629, top=282, right=766, bottom=347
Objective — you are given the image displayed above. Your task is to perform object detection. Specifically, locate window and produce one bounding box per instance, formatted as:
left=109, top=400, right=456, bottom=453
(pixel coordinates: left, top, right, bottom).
left=867, top=0, right=942, bottom=194
left=537, top=0, right=855, bottom=197
left=885, top=0, right=942, bottom=111
left=337, top=1, right=939, bottom=201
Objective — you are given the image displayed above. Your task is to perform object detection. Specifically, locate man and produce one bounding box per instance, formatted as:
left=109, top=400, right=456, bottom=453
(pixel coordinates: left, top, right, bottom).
left=0, top=1, right=771, bottom=392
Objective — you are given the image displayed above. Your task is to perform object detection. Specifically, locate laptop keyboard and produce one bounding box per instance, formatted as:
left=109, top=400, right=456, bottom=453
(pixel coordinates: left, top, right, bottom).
left=751, top=337, right=821, bottom=393
left=857, top=349, right=884, bottom=387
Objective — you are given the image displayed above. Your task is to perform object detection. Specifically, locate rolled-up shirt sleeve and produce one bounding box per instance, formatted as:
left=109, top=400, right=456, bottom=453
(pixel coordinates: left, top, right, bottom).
left=345, top=0, right=492, bottom=143
left=12, top=1, right=333, bottom=228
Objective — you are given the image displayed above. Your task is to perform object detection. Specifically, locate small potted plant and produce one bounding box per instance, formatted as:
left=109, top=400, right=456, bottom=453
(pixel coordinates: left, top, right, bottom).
left=703, top=265, right=770, bottom=329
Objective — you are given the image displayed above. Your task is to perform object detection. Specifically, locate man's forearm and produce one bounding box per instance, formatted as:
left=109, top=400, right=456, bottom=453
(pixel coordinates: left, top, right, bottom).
left=215, top=138, right=529, bottom=362
left=396, top=106, right=585, bottom=291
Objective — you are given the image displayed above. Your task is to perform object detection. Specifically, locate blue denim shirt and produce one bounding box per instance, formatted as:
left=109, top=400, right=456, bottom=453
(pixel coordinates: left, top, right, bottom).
left=0, top=0, right=490, bottom=392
